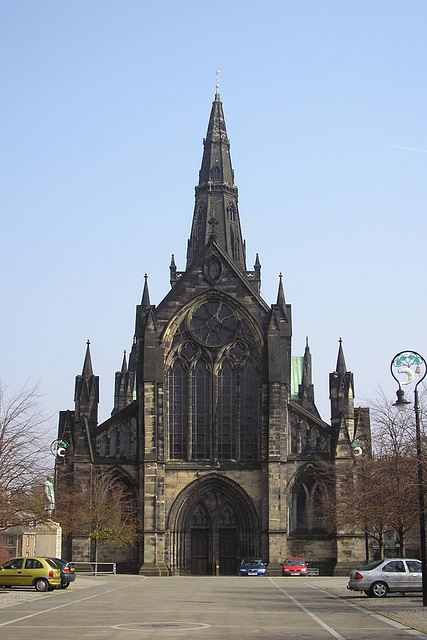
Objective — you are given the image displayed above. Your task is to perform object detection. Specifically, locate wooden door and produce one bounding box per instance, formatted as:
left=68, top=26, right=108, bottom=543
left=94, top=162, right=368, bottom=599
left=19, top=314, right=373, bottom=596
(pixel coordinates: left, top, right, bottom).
left=191, top=529, right=209, bottom=575
left=219, top=529, right=236, bottom=575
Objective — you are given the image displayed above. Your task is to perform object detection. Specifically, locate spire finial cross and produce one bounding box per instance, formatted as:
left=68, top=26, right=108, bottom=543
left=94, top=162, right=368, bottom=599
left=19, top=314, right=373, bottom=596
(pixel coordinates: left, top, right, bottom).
left=215, top=69, right=221, bottom=93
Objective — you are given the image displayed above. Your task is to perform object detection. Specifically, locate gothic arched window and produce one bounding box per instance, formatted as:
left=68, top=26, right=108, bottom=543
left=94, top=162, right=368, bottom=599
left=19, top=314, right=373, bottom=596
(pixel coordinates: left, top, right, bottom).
left=130, top=418, right=137, bottom=457
left=169, top=360, right=188, bottom=459
left=292, top=475, right=327, bottom=534
left=120, top=424, right=127, bottom=457
left=240, top=360, right=259, bottom=460
left=192, top=361, right=210, bottom=459
left=109, top=429, right=117, bottom=457
left=296, top=485, right=308, bottom=531
left=167, top=300, right=261, bottom=463
left=218, top=360, right=236, bottom=460
left=98, top=435, right=107, bottom=457
left=210, top=166, right=221, bottom=181
left=227, top=203, right=236, bottom=221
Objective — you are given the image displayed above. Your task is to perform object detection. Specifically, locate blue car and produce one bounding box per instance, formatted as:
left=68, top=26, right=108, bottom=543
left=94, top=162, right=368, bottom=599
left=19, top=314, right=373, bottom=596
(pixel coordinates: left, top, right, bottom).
left=239, top=557, right=266, bottom=576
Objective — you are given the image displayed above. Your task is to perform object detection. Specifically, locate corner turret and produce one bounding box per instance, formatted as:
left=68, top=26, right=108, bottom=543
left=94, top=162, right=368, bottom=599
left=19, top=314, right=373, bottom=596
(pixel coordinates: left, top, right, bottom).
left=73, top=340, right=99, bottom=462
left=329, top=338, right=355, bottom=453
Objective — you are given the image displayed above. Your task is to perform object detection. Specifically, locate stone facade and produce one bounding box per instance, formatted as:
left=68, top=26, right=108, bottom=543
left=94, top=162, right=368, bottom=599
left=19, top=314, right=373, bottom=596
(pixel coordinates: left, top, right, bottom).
left=56, top=90, right=370, bottom=576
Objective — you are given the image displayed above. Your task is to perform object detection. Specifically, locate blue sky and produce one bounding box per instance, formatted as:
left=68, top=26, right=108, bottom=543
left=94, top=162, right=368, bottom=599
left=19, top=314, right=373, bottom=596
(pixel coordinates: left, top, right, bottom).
left=1, top=0, right=426, bottom=432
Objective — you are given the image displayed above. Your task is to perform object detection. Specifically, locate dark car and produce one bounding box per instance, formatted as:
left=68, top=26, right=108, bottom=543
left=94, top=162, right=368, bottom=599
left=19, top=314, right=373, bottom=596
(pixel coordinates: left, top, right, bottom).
left=239, top=557, right=266, bottom=576
left=47, top=558, right=76, bottom=589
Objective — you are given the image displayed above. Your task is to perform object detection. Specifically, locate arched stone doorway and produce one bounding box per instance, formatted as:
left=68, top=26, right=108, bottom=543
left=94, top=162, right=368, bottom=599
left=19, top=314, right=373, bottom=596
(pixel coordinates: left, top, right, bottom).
left=167, top=474, right=260, bottom=575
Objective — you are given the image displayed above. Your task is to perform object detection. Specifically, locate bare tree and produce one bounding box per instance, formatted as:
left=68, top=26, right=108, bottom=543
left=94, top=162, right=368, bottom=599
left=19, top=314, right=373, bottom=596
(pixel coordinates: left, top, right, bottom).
left=369, top=388, right=419, bottom=555
left=56, top=467, right=140, bottom=562
left=316, top=388, right=421, bottom=561
left=331, top=388, right=422, bottom=559
left=0, top=380, right=53, bottom=528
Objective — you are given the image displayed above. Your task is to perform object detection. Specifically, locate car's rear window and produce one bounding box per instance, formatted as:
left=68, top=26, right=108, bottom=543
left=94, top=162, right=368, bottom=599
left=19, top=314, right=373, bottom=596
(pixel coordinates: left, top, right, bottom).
left=46, top=559, right=59, bottom=569
left=359, top=560, right=384, bottom=571
left=50, top=558, right=65, bottom=568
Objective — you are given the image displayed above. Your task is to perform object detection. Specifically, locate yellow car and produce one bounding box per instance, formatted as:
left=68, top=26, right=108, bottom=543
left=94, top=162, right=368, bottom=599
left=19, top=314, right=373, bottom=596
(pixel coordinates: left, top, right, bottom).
left=0, top=557, right=61, bottom=591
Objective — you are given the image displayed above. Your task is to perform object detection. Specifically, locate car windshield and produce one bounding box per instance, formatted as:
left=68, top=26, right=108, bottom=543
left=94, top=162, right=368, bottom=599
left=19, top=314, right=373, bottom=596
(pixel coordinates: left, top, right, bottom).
left=285, top=559, right=304, bottom=565
left=242, top=558, right=263, bottom=565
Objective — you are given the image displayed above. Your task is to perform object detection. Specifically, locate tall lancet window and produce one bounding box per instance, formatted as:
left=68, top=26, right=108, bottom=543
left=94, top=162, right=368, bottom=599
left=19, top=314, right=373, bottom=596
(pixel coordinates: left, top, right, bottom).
left=169, top=360, right=188, bottom=459
left=240, top=360, right=259, bottom=460
left=191, top=361, right=210, bottom=459
left=218, top=360, right=236, bottom=459
left=227, top=203, right=236, bottom=221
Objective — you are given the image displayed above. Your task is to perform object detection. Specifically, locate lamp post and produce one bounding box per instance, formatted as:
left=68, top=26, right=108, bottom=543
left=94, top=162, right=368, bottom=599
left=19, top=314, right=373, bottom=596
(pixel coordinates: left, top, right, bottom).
left=390, top=351, right=427, bottom=606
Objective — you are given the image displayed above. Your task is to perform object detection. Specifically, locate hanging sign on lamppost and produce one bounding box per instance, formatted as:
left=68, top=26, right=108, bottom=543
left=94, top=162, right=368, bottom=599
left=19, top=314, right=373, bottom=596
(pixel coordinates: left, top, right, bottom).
left=391, top=351, right=425, bottom=399
left=391, top=350, right=427, bottom=606
left=50, top=439, right=68, bottom=458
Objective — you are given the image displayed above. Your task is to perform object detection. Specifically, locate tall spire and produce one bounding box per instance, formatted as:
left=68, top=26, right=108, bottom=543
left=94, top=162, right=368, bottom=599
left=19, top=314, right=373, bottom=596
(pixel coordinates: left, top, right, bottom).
left=186, top=91, right=246, bottom=271
left=121, top=349, right=128, bottom=373
left=336, top=337, right=347, bottom=374
left=82, top=340, right=93, bottom=377
left=296, top=337, right=320, bottom=418
left=301, top=337, right=312, bottom=390
left=276, top=273, right=285, bottom=306
left=141, top=274, right=150, bottom=309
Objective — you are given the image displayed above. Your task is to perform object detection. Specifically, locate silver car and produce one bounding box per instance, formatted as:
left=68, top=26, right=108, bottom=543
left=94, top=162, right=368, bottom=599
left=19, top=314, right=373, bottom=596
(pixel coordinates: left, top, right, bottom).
left=348, top=558, right=422, bottom=597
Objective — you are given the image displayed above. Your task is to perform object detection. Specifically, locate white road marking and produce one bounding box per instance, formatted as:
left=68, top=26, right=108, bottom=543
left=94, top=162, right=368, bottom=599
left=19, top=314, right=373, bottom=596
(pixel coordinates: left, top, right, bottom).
left=269, top=577, right=347, bottom=640
left=0, top=577, right=148, bottom=627
left=307, top=582, right=427, bottom=640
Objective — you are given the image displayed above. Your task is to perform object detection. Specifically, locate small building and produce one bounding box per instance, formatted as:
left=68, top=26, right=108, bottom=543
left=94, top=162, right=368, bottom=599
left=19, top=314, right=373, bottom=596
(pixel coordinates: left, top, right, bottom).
left=0, top=521, right=61, bottom=562
left=0, top=526, right=36, bottom=561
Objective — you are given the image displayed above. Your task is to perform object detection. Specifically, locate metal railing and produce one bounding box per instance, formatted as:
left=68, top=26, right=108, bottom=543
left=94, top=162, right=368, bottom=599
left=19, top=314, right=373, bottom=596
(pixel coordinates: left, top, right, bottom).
left=72, top=561, right=116, bottom=575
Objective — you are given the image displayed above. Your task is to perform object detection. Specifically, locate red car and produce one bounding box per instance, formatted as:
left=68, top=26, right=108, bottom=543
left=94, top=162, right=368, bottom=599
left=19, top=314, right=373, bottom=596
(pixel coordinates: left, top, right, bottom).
left=282, top=557, right=308, bottom=576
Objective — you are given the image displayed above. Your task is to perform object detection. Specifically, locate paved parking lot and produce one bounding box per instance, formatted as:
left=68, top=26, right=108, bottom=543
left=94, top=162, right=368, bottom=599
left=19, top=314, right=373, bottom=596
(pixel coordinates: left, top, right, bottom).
left=0, top=575, right=427, bottom=639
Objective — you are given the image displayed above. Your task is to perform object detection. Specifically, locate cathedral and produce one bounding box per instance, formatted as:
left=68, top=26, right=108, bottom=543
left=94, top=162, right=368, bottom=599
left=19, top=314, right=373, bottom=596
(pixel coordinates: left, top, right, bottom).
left=56, top=89, right=370, bottom=576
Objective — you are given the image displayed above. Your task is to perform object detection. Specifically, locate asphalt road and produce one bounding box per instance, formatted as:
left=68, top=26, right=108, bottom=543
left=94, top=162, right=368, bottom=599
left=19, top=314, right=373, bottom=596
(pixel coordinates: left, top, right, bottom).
left=1, top=575, right=427, bottom=639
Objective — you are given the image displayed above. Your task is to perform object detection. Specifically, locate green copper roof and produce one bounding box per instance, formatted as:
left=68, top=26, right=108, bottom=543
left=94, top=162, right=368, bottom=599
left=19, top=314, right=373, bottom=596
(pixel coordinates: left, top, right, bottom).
left=291, top=356, right=303, bottom=398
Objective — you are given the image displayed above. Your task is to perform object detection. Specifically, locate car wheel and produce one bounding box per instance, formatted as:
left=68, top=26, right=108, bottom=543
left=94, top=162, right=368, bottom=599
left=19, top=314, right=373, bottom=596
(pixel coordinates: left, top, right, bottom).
left=60, top=582, right=70, bottom=589
left=34, top=579, right=49, bottom=592
left=369, top=582, right=388, bottom=598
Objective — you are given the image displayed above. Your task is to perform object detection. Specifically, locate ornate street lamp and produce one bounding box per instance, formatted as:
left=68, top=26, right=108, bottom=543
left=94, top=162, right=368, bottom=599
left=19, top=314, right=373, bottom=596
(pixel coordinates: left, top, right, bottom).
left=391, top=351, right=427, bottom=606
